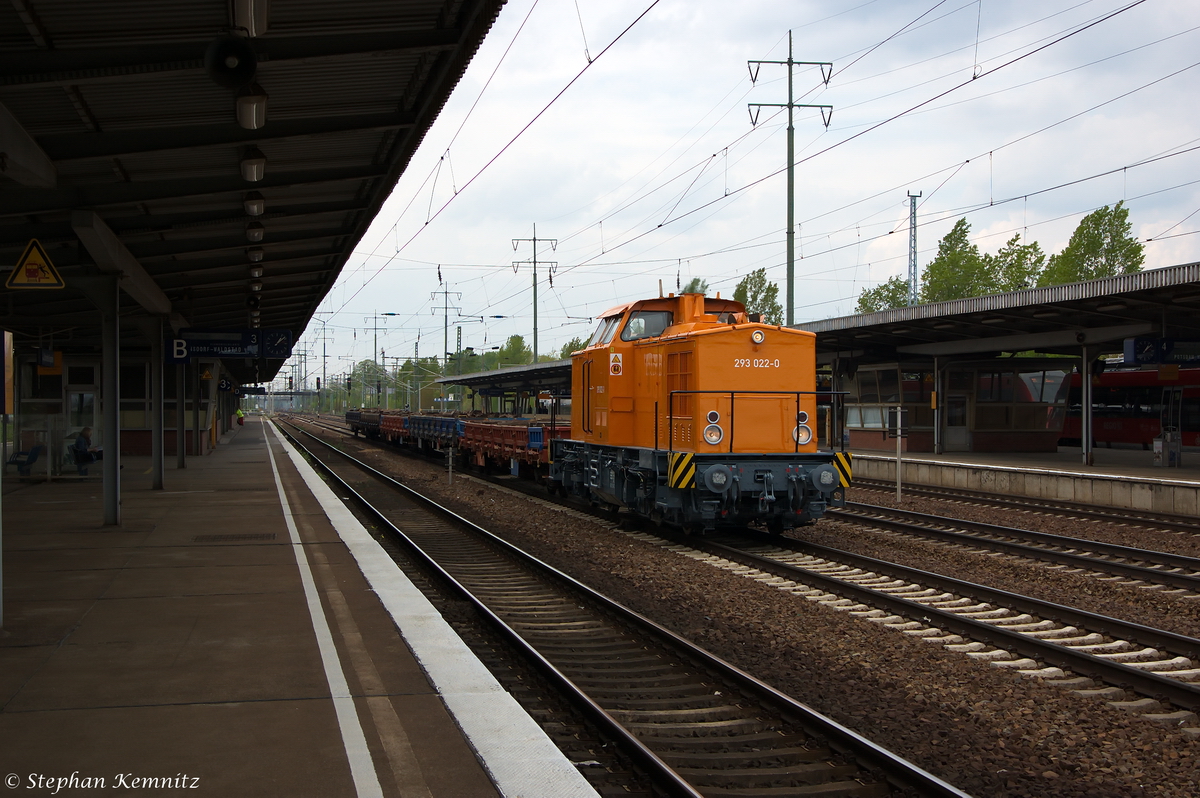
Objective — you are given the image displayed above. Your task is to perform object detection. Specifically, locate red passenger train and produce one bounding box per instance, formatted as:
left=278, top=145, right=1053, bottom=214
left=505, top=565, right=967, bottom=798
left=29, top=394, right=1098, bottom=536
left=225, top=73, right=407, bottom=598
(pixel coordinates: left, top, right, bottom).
left=1060, top=367, right=1200, bottom=447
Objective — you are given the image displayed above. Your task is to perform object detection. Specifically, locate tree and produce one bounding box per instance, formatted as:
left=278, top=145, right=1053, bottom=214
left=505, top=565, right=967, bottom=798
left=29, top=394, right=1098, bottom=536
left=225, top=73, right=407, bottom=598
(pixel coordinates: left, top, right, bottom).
left=559, top=337, right=587, bottom=359
left=982, top=234, right=1045, bottom=293
left=681, top=277, right=709, bottom=295
left=1037, top=201, right=1143, bottom=286
left=733, top=268, right=783, bottom=324
left=855, top=275, right=910, bottom=313
left=494, top=334, right=532, bottom=367
left=919, top=218, right=988, bottom=303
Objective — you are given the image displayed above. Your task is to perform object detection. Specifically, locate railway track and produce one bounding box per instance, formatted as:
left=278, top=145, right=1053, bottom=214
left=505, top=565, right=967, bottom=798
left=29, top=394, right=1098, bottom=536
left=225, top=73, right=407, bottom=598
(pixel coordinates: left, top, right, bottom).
left=274, top=418, right=969, bottom=798
left=853, top=477, right=1200, bottom=535
left=284, top=415, right=1200, bottom=731
left=298, top=414, right=1200, bottom=594
left=830, top=502, right=1200, bottom=594
left=649, top=529, right=1200, bottom=735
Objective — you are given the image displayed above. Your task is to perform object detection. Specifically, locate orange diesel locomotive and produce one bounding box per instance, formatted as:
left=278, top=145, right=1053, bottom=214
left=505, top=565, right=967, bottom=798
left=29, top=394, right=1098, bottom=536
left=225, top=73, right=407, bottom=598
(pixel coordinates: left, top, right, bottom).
left=550, top=292, right=848, bottom=532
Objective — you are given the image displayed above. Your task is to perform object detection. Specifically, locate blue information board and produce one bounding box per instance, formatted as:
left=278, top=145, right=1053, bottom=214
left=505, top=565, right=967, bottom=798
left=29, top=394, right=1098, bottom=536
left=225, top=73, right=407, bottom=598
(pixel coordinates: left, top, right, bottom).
left=167, top=329, right=292, bottom=363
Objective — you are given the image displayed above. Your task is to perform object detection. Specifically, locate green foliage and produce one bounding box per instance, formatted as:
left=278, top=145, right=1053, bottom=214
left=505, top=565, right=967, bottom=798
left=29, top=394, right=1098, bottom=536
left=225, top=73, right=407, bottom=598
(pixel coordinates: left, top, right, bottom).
left=392, top=356, right=443, bottom=409
left=1037, top=201, right=1144, bottom=286
left=919, top=218, right=989, bottom=303
left=494, top=334, right=532, bottom=367
left=559, top=337, right=587, bottom=359
left=732, top=268, right=783, bottom=324
left=855, top=275, right=911, bottom=313
left=681, top=277, right=709, bottom=295
left=981, top=234, right=1045, bottom=293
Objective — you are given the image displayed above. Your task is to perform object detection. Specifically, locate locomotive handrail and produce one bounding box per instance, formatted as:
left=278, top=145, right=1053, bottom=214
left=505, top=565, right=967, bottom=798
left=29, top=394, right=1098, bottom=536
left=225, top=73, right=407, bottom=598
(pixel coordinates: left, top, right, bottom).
left=666, top=389, right=829, bottom=454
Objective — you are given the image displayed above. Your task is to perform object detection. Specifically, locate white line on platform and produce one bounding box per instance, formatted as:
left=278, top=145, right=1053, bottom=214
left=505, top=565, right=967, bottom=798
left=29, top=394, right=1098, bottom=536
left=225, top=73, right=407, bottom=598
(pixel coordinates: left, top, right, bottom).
left=268, top=421, right=600, bottom=798
left=263, top=420, right=384, bottom=798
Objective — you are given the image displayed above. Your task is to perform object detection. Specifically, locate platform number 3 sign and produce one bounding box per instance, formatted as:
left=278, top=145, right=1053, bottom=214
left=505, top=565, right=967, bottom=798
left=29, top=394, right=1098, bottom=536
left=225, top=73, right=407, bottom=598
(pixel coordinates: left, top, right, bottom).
left=609, top=352, right=623, bottom=376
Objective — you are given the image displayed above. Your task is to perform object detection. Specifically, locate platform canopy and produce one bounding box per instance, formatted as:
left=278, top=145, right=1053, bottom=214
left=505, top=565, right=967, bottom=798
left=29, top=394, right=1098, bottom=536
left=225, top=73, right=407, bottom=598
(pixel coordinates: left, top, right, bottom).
left=798, top=262, right=1200, bottom=366
left=438, top=359, right=573, bottom=396
left=0, top=0, right=503, bottom=382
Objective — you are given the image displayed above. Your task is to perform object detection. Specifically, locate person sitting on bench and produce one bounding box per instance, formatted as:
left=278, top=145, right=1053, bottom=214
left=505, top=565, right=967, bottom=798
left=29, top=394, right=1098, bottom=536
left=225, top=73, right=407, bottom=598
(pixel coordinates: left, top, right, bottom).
left=72, top=427, right=102, bottom=475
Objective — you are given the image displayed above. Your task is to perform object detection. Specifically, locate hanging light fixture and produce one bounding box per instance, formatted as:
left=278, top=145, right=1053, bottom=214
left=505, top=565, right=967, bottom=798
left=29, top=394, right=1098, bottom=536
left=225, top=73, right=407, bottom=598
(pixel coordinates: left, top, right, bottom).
left=236, top=83, right=268, bottom=130
left=240, top=147, right=266, bottom=181
left=243, top=191, right=264, bottom=216
left=249, top=280, right=263, bottom=292
left=245, top=221, right=265, bottom=242
left=247, top=246, right=264, bottom=262
left=233, top=0, right=270, bottom=37
left=248, top=266, right=264, bottom=278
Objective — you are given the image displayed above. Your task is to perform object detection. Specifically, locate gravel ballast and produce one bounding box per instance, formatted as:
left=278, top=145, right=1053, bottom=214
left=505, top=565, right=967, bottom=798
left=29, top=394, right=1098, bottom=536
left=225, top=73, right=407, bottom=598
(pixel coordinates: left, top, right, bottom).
left=301, top=425, right=1200, bottom=797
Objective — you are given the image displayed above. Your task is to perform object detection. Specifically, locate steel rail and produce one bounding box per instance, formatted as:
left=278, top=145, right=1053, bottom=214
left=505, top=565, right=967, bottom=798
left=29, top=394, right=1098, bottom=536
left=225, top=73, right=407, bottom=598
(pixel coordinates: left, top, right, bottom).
left=274, top=421, right=706, bottom=798
left=853, top=477, right=1200, bottom=534
left=831, top=503, right=1200, bottom=591
left=276, top=419, right=972, bottom=798
left=697, top=533, right=1200, bottom=711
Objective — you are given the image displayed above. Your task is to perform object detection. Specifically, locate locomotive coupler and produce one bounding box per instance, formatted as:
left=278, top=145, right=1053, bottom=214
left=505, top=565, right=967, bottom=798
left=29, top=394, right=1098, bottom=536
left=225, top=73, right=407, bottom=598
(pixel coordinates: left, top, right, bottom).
left=786, top=472, right=806, bottom=510
left=755, top=470, right=776, bottom=512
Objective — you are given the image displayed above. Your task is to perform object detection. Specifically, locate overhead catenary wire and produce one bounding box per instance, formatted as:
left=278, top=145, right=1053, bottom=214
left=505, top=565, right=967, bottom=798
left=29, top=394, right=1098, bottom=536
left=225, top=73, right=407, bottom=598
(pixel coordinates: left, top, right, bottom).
left=311, top=0, right=1190, bottom=367
left=328, top=0, right=665, bottom=319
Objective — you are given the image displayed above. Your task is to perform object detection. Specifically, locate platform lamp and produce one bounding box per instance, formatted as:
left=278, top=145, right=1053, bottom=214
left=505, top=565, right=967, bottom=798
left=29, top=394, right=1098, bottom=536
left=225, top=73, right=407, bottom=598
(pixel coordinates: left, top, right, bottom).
left=236, top=83, right=268, bottom=130
left=240, top=147, right=266, bottom=181
left=233, top=0, right=270, bottom=37
left=243, top=191, right=265, bottom=216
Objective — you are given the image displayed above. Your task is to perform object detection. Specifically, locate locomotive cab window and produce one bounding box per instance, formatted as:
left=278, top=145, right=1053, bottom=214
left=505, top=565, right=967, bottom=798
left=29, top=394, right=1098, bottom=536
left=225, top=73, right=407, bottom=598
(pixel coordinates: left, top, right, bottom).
left=620, top=311, right=673, bottom=341
left=587, top=316, right=622, bottom=347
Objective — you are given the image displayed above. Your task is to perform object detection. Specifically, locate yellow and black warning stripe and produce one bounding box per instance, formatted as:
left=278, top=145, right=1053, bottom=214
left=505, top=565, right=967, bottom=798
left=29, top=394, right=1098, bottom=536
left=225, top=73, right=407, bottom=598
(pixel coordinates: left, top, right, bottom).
left=667, top=451, right=696, bottom=489
left=833, top=451, right=853, bottom=487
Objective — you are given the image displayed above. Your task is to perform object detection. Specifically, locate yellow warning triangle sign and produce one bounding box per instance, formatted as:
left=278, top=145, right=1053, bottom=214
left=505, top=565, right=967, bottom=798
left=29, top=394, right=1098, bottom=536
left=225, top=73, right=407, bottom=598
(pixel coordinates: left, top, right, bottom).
left=6, top=239, right=65, bottom=289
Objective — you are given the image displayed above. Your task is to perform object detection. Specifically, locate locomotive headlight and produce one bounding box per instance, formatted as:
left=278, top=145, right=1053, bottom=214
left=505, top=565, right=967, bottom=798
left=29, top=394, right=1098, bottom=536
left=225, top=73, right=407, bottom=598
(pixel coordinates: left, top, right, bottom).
left=793, top=424, right=813, bottom=445
left=751, top=330, right=766, bottom=344
left=704, top=464, right=733, bottom=493
left=797, top=410, right=809, bottom=423
left=703, top=424, right=724, bottom=445
left=707, top=410, right=720, bottom=424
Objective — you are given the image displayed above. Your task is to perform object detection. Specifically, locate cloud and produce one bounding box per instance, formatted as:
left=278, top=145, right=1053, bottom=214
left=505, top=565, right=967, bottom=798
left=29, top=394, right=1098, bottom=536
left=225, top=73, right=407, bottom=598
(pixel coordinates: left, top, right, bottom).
left=304, top=0, right=1200, bottom=378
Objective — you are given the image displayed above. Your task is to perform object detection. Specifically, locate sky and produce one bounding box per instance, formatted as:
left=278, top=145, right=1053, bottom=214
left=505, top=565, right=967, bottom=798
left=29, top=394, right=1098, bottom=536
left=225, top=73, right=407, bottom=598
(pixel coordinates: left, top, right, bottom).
left=289, top=0, right=1200, bottom=386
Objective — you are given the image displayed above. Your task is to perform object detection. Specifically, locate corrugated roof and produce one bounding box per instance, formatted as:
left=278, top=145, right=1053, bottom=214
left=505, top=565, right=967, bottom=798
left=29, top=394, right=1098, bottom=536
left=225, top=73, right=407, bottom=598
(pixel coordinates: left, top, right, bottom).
left=0, top=0, right=505, bottom=383
left=797, top=262, right=1200, bottom=363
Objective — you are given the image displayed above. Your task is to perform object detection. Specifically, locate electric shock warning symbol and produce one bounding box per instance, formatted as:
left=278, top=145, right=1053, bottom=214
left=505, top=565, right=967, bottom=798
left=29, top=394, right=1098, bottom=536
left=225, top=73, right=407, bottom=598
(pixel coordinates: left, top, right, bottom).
left=609, top=352, right=623, bottom=375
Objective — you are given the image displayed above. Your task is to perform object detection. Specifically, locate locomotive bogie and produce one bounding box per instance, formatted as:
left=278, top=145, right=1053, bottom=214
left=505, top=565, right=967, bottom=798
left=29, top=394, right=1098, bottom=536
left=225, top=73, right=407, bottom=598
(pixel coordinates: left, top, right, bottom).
left=550, top=439, right=843, bottom=531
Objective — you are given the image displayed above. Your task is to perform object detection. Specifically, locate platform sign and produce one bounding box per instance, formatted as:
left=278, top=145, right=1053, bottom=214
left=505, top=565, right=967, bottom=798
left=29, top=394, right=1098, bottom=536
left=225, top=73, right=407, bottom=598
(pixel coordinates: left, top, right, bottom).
left=1124, top=337, right=1200, bottom=365
left=6, top=239, right=65, bottom=289
left=234, top=386, right=267, bottom=396
left=168, top=328, right=292, bottom=363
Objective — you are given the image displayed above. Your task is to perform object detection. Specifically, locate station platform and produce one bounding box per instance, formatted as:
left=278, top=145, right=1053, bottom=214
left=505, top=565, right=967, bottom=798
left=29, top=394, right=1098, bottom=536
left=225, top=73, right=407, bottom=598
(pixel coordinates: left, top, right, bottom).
left=0, top=418, right=596, bottom=797
left=852, top=446, right=1200, bottom=516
